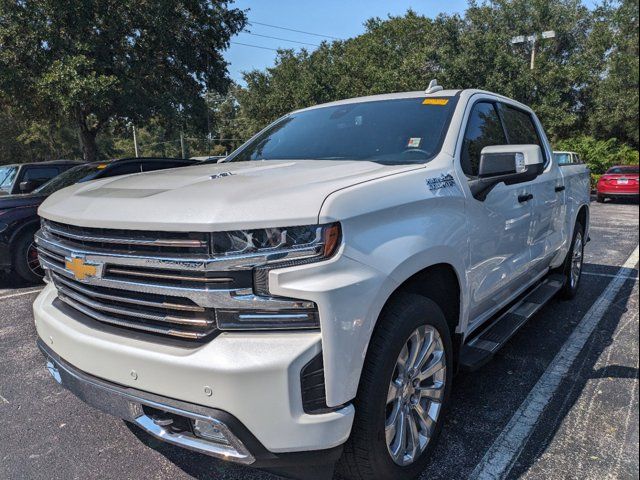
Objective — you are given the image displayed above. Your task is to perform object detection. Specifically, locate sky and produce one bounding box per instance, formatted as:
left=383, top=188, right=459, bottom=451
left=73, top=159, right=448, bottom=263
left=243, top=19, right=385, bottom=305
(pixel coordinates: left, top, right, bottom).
left=224, top=0, right=598, bottom=84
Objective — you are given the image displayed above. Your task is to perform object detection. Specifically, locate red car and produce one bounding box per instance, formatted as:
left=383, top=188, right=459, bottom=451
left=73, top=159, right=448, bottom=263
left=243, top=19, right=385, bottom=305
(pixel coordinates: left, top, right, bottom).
left=596, top=165, right=639, bottom=203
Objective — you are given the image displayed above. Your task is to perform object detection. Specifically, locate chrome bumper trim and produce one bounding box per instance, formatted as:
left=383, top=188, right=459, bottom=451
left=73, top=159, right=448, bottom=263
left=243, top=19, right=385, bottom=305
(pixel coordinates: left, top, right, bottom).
left=38, top=340, right=255, bottom=464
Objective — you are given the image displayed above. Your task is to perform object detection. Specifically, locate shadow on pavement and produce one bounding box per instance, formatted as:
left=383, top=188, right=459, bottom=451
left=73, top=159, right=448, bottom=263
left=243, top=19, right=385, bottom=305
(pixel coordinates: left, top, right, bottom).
left=0, top=270, right=42, bottom=290
left=507, top=263, right=638, bottom=478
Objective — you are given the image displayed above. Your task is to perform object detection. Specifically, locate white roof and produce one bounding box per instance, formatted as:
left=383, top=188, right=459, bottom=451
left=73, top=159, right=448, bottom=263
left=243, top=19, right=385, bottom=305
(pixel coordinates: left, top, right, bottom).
left=296, top=88, right=532, bottom=114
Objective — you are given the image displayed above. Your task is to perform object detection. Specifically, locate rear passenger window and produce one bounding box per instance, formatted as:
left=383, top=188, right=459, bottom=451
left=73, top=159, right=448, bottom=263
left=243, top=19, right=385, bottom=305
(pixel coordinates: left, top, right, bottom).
left=461, top=102, right=507, bottom=177
left=23, top=167, right=59, bottom=182
left=498, top=104, right=547, bottom=161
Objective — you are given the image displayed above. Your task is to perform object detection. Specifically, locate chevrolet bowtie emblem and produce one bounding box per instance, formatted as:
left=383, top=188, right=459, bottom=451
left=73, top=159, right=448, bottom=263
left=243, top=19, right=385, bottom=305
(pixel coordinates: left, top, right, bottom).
left=65, top=256, right=100, bottom=281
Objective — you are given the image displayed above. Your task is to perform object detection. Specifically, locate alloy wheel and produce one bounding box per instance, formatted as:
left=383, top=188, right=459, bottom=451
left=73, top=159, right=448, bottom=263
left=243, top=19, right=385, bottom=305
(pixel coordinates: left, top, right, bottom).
left=570, top=231, right=583, bottom=289
left=26, top=240, right=44, bottom=278
left=385, top=324, right=446, bottom=466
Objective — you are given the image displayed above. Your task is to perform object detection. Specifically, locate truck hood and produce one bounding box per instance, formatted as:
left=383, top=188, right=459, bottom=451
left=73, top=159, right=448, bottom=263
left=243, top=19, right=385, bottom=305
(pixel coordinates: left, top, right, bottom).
left=39, top=160, right=422, bottom=231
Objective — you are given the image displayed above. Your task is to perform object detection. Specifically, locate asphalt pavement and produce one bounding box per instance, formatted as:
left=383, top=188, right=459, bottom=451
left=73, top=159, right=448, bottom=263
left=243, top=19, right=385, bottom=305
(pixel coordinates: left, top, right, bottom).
left=0, top=199, right=638, bottom=480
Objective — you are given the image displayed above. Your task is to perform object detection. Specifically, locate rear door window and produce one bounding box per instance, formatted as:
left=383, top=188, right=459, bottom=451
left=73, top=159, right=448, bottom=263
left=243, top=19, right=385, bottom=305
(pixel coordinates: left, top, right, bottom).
left=22, top=166, right=60, bottom=182
left=498, top=104, right=547, bottom=164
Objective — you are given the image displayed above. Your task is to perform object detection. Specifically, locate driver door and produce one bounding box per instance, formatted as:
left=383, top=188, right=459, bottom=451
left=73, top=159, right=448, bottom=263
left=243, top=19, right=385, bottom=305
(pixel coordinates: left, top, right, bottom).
left=460, top=101, right=535, bottom=325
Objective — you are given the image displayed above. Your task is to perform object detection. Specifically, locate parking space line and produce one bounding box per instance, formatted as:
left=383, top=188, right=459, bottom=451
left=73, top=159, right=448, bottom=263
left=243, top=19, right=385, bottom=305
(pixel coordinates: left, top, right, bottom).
left=583, top=270, right=638, bottom=279
left=0, top=288, right=44, bottom=300
left=468, top=245, right=640, bottom=480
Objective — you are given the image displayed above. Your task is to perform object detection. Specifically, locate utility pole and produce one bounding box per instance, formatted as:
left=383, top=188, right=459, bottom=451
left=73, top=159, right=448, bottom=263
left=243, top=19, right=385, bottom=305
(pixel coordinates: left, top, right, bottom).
left=132, top=125, right=139, bottom=157
left=180, top=130, right=186, bottom=159
left=511, top=31, right=556, bottom=69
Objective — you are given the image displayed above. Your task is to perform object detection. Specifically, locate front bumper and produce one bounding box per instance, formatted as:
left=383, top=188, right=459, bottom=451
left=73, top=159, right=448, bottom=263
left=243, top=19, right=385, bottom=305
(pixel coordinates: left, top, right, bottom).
left=33, top=284, right=354, bottom=455
left=597, top=186, right=639, bottom=196
left=38, top=340, right=344, bottom=479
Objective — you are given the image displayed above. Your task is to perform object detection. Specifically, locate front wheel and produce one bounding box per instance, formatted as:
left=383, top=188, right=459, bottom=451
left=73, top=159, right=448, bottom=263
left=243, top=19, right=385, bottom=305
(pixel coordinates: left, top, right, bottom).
left=338, top=294, right=453, bottom=480
left=13, top=230, right=44, bottom=284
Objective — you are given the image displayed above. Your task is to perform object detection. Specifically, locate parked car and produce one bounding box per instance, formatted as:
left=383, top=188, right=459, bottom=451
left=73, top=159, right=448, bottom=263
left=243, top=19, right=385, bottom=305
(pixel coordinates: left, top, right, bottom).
left=33, top=86, right=590, bottom=480
left=553, top=151, right=583, bottom=166
left=0, top=160, right=80, bottom=196
left=0, top=157, right=196, bottom=283
left=596, top=165, right=639, bottom=202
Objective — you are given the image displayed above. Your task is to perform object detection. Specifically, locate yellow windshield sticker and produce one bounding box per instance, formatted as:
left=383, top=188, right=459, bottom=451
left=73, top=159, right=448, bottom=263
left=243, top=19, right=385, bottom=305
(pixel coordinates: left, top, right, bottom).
left=423, top=98, right=449, bottom=106
left=96, top=164, right=108, bottom=169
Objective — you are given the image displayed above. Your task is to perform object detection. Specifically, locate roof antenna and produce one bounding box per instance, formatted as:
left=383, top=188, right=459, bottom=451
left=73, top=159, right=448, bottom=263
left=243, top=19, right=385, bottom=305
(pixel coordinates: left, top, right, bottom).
left=425, top=79, right=443, bottom=94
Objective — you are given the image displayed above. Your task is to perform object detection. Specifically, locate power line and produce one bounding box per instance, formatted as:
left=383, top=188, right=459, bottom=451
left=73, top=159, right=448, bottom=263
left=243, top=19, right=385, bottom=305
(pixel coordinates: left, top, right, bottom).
left=249, top=21, right=340, bottom=40
left=230, top=41, right=279, bottom=51
left=245, top=32, right=320, bottom=47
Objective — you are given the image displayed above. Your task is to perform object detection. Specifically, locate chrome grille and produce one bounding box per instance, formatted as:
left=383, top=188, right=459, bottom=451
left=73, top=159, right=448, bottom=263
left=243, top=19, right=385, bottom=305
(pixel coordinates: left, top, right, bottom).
left=53, top=272, right=216, bottom=339
left=35, top=220, right=318, bottom=340
left=43, top=220, right=210, bottom=255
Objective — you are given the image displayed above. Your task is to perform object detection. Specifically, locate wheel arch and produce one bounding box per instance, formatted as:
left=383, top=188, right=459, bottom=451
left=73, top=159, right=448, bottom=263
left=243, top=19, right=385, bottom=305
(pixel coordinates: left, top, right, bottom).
left=9, top=219, right=41, bottom=267
left=576, top=203, right=589, bottom=235
left=374, top=260, right=465, bottom=366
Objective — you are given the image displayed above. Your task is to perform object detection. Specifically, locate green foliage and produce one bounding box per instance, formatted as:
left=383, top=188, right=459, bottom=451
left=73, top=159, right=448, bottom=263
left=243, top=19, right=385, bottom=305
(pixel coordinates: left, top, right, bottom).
left=587, top=0, right=639, bottom=146
left=1, top=1, right=638, bottom=163
left=0, top=0, right=246, bottom=161
left=233, top=1, right=638, bottom=152
left=555, top=135, right=639, bottom=174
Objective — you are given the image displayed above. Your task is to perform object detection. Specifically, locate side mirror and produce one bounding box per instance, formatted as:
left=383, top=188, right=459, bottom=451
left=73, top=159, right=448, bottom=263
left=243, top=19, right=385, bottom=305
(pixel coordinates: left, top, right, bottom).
left=19, top=180, right=38, bottom=193
left=470, top=144, right=544, bottom=200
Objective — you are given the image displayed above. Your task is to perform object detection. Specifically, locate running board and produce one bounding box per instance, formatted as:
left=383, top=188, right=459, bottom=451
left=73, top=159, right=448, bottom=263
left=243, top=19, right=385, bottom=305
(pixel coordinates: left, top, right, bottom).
left=459, top=274, right=565, bottom=371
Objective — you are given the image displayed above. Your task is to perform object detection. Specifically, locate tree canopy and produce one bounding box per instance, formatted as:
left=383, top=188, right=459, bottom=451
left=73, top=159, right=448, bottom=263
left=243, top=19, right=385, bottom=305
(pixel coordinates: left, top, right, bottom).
left=233, top=0, right=638, bottom=149
left=0, top=0, right=637, bottom=165
left=0, top=0, right=246, bottom=161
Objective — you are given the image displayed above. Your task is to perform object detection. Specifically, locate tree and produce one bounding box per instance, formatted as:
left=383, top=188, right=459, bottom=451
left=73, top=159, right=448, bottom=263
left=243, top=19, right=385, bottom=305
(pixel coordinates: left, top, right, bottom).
left=588, top=0, right=639, bottom=147
left=233, top=3, right=597, bottom=141
left=0, top=1, right=246, bottom=161
left=232, top=1, right=638, bottom=149
left=0, top=96, right=80, bottom=164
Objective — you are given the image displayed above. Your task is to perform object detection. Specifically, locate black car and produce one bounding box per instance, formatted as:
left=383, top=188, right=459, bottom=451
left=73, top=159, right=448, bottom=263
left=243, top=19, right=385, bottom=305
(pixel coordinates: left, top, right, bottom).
left=0, top=157, right=197, bottom=283
left=0, top=160, right=81, bottom=195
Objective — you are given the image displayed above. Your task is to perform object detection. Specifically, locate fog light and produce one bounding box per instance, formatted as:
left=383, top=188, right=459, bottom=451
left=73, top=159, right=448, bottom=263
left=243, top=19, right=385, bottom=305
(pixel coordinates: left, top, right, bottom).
left=192, top=419, right=230, bottom=445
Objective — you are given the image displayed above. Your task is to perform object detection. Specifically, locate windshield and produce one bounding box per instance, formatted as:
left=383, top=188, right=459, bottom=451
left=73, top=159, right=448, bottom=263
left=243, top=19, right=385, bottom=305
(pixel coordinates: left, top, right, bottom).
left=0, top=165, right=19, bottom=193
left=34, top=164, right=100, bottom=195
left=607, top=166, right=639, bottom=174
left=553, top=153, right=572, bottom=165
left=228, top=97, right=458, bottom=165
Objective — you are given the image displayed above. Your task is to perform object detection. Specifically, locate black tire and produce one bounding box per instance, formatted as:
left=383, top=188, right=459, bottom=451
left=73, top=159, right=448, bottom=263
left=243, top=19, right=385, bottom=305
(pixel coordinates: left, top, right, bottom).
left=557, top=221, right=585, bottom=300
left=12, top=229, right=44, bottom=284
left=596, top=194, right=605, bottom=203
left=338, top=293, right=453, bottom=480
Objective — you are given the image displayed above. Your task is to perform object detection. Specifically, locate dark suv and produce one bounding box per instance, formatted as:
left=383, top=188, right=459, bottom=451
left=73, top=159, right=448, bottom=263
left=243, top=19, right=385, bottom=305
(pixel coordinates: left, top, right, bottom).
left=0, top=157, right=197, bottom=283
left=0, top=160, right=80, bottom=195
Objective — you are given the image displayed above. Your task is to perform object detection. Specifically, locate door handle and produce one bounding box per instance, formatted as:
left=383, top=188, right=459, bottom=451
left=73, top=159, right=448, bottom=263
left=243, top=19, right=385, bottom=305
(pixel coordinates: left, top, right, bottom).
left=555, top=185, right=566, bottom=192
left=518, top=193, right=534, bottom=203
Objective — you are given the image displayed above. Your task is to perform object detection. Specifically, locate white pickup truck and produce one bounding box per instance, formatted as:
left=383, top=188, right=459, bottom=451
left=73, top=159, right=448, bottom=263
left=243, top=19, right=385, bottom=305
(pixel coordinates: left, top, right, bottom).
left=34, top=85, right=590, bottom=480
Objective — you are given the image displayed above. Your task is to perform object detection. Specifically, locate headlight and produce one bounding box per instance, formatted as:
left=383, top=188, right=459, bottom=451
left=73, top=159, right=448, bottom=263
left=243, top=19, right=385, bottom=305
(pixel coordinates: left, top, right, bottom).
left=212, top=223, right=341, bottom=331
left=211, top=223, right=341, bottom=259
